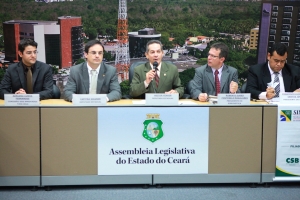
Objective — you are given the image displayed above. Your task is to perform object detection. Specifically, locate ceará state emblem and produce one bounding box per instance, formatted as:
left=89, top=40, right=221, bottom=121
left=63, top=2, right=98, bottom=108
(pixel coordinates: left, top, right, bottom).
left=143, top=113, right=163, bottom=143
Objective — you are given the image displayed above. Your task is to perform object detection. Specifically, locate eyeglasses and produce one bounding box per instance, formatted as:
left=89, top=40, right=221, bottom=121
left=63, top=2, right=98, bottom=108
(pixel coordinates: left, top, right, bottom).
left=207, top=53, right=219, bottom=59
left=25, top=51, right=38, bottom=55
left=88, top=51, right=103, bottom=55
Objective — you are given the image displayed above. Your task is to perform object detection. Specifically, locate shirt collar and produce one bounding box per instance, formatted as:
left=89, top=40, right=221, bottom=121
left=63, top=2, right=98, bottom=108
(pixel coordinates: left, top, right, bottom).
left=211, top=65, right=224, bottom=74
left=150, top=62, right=162, bottom=72
left=22, top=62, right=35, bottom=71
left=87, top=62, right=101, bottom=74
left=267, top=61, right=282, bottom=75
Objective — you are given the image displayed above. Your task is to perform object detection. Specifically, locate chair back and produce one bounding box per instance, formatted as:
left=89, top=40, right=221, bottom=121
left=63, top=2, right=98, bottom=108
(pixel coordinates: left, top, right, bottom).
left=52, top=83, right=61, bottom=99
left=240, top=81, right=247, bottom=93
left=129, top=61, right=147, bottom=83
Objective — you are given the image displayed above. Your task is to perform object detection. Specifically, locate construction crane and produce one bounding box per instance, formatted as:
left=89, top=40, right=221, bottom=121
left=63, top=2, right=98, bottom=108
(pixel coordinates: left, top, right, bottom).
left=115, top=0, right=130, bottom=81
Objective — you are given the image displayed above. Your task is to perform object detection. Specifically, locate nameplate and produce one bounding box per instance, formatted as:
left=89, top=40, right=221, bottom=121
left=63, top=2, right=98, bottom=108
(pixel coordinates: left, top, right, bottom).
left=146, top=93, right=179, bottom=105
left=217, top=93, right=250, bottom=105
left=4, top=94, right=40, bottom=106
left=72, top=94, right=107, bottom=106
left=279, top=93, right=300, bottom=104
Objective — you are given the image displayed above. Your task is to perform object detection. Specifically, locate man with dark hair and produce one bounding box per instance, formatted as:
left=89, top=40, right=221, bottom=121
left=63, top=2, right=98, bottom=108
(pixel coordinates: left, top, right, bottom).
left=190, top=42, right=239, bottom=102
left=246, top=42, right=300, bottom=100
left=64, top=40, right=121, bottom=102
left=0, top=38, right=53, bottom=100
left=130, top=40, right=184, bottom=98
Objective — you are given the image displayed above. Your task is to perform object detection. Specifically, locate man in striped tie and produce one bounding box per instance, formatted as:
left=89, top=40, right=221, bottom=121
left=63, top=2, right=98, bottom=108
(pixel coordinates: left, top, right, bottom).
left=246, top=42, right=300, bottom=100
left=130, top=40, right=184, bottom=99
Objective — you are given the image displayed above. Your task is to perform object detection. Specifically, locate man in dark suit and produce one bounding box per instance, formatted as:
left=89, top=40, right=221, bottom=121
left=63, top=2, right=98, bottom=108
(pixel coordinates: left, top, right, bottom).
left=130, top=40, right=184, bottom=98
left=64, top=40, right=121, bottom=102
left=190, top=42, right=239, bottom=102
left=0, top=39, right=53, bottom=100
left=246, top=42, right=300, bottom=100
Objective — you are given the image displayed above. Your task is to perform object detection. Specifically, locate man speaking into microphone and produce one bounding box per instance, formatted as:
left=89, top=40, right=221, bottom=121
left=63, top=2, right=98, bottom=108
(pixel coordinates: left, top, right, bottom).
left=130, top=40, right=184, bottom=98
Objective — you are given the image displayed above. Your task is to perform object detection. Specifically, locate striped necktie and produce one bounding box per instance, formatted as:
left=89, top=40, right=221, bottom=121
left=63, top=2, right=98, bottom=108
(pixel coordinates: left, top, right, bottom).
left=274, top=72, right=280, bottom=97
left=155, top=70, right=159, bottom=87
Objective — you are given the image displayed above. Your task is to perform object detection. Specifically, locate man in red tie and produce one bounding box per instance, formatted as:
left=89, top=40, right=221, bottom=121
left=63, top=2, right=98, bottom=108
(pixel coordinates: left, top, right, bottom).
left=189, top=42, right=239, bottom=102
left=130, top=40, right=184, bottom=98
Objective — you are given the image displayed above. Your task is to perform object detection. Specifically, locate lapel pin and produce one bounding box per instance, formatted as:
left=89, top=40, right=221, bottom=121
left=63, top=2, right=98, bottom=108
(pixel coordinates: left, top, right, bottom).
left=103, top=74, right=105, bottom=77
left=164, top=73, right=166, bottom=76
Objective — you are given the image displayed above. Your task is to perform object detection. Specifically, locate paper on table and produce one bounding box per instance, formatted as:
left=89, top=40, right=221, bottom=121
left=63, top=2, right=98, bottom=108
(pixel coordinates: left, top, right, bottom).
left=266, top=97, right=280, bottom=104
left=132, top=100, right=197, bottom=105
left=178, top=101, right=198, bottom=105
left=268, top=81, right=279, bottom=88
left=132, top=100, right=145, bottom=104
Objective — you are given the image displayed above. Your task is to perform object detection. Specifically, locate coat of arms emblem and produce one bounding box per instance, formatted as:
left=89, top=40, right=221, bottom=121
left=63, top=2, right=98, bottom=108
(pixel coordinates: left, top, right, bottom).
left=143, top=113, right=163, bottom=143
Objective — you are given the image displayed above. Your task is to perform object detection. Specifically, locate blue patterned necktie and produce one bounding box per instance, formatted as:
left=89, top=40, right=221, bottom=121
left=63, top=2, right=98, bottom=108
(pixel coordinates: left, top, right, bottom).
left=274, top=72, right=280, bottom=97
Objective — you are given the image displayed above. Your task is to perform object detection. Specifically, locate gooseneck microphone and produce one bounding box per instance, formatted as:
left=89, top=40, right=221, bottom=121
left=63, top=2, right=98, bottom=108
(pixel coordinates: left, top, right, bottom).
left=151, top=61, right=159, bottom=93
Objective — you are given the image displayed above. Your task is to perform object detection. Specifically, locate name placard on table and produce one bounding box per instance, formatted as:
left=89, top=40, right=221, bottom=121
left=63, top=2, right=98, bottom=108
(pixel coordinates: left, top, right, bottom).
left=279, top=93, right=300, bottom=104
left=146, top=93, right=179, bottom=105
left=72, top=94, right=107, bottom=106
left=217, top=93, right=250, bottom=105
left=4, top=94, right=40, bottom=106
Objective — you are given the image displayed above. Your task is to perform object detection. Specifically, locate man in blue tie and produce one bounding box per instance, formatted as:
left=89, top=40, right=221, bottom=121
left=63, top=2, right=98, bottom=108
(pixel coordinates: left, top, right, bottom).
left=246, top=42, right=300, bottom=100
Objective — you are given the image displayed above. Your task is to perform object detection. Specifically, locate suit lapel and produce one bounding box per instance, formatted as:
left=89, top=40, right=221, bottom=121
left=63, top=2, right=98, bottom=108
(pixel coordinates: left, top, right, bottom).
left=144, top=63, right=153, bottom=90
left=17, top=62, right=26, bottom=89
left=262, top=63, right=271, bottom=88
left=220, top=65, right=229, bottom=92
left=157, top=62, right=168, bottom=91
left=206, top=65, right=215, bottom=90
left=97, top=63, right=105, bottom=93
left=82, top=63, right=90, bottom=94
left=282, top=65, right=292, bottom=91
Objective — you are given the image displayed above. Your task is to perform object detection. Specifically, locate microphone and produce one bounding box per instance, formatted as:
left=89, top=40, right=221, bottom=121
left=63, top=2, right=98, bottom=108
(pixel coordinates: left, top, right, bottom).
left=153, top=61, right=158, bottom=71
left=151, top=61, right=159, bottom=93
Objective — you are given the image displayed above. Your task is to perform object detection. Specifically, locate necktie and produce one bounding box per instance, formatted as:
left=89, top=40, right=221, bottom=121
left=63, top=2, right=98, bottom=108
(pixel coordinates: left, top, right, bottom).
left=155, top=70, right=159, bottom=87
left=90, top=70, right=97, bottom=94
left=214, top=70, right=220, bottom=95
left=27, top=67, right=33, bottom=94
left=274, top=72, right=280, bottom=97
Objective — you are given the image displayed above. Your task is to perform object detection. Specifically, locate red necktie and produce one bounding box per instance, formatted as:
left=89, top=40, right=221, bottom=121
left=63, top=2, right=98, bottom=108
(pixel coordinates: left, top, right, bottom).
left=155, top=70, right=159, bottom=87
left=214, top=70, right=220, bottom=95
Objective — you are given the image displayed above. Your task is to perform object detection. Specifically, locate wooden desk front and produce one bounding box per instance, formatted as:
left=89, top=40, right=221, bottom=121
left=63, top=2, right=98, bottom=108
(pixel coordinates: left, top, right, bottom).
left=0, top=99, right=276, bottom=186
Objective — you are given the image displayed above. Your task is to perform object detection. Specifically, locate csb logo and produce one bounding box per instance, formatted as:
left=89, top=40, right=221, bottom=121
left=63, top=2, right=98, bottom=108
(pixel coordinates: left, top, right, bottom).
left=286, top=158, right=299, bottom=163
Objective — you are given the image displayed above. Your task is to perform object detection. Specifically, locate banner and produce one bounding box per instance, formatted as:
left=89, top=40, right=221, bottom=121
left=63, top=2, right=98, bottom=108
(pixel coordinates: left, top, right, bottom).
left=97, top=107, right=209, bottom=175
left=275, top=105, right=300, bottom=180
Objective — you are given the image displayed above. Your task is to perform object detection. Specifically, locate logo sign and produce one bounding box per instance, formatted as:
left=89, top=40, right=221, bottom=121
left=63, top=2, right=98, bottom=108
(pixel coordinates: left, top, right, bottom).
left=280, top=110, right=292, bottom=121
left=143, top=113, right=164, bottom=143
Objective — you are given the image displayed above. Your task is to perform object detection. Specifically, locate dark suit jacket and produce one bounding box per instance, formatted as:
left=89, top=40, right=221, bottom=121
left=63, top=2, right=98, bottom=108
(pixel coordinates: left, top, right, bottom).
left=63, top=62, right=121, bottom=102
left=246, top=62, right=300, bottom=99
left=129, top=61, right=184, bottom=98
left=0, top=61, right=53, bottom=100
left=190, top=64, right=239, bottom=100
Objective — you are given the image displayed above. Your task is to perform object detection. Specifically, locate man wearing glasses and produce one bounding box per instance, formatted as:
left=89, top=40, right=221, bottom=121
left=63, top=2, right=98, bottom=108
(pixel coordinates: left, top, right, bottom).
left=189, top=42, right=239, bottom=102
left=64, top=40, right=121, bottom=102
left=246, top=42, right=300, bottom=100
left=0, top=38, right=53, bottom=100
